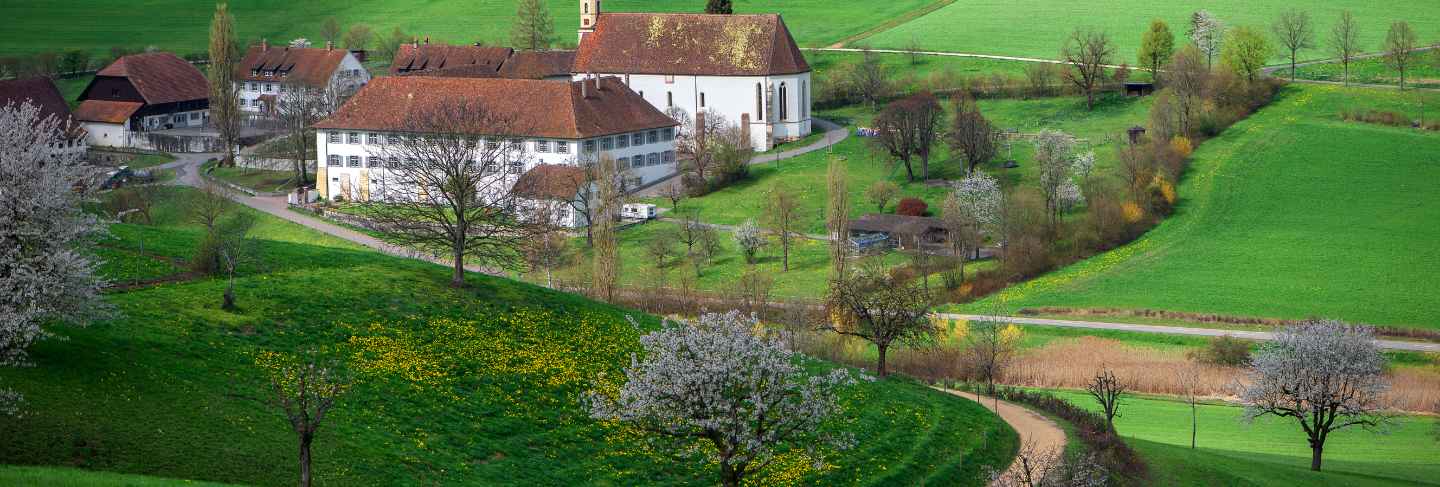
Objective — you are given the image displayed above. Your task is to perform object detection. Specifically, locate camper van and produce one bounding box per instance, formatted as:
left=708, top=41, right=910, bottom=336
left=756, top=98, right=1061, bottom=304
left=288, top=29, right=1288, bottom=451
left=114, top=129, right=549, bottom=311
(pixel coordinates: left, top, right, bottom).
left=621, top=203, right=657, bottom=221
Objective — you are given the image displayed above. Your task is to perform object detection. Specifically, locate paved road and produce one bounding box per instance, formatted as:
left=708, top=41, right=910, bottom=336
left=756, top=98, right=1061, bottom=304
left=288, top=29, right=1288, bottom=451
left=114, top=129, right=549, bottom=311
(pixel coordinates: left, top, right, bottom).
left=936, top=313, right=1440, bottom=353
left=934, top=387, right=1066, bottom=485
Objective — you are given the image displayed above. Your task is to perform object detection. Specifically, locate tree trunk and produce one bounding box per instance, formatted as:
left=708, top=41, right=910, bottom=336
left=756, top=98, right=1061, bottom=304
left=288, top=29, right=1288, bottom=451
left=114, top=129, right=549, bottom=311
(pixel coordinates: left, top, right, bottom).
left=451, top=242, right=465, bottom=288
left=298, top=433, right=314, bottom=487
left=223, top=272, right=237, bottom=310
left=1290, top=52, right=1297, bottom=82
left=782, top=238, right=790, bottom=272
left=876, top=343, right=889, bottom=378
left=1310, top=443, right=1323, bottom=471
left=901, top=156, right=915, bottom=181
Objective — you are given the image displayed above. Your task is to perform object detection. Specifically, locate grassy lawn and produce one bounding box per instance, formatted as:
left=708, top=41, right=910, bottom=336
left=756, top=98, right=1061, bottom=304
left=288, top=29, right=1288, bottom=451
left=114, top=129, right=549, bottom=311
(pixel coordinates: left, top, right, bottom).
left=1, top=186, right=1015, bottom=486
left=127, top=153, right=176, bottom=170
left=0, top=466, right=241, bottom=487
left=205, top=162, right=312, bottom=193
left=863, top=0, right=1440, bottom=63
left=1292, top=55, right=1440, bottom=90
left=1047, top=390, right=1440, bottom=486
left=0, top=0, right=941, bottom=57
left=960, top=84, right=1440, bottom=329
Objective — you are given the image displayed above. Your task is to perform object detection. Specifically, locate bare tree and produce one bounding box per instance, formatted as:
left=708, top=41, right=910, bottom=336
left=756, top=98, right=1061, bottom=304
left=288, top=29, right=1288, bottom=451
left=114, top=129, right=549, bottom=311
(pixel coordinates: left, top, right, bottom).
left=989, top=444, right=1109, bottom=487
left=873, top=93, right=942, bottom=181
left=823, top=261, right=937, bottom=377
left=1024, top=62, right=1059, bottom=96
left=948, top=95, right=998, bottom=176
left=377, top=27, right=408, bottom=60
left=242, top=351, right=350, bottom=487
left=215, top=211, right=261, bottom=311
left=591, top=154, right=623, bottom=302
left=524, top=226, right=571, bottom=289
left=764, top=182, right=800, bottom=272
left=1330, top=11, right=1361, bottom=86
left=966, top=315, right=1019, bottom=396
left=865, top=180, right=899, bottom=212
left=1272, top=10, right=1315, bottom=81
left=1167, top=45, right=1209, bottom=136
left=343, top=24, right=373, bottom=50
left=1241, top=319, right=1391, bottom=471
left=672, top=107, right=740, bottom=184
left=1384, top=21, right=1419, bottom=91
left=676, top=210, right=718, bottom=276
left=1086, top=368, right=1128, bottom=431
left=660, top=181, right=685, bottom=209
left=0, top=101, right=109, bottom=414
left=319, top=17, right=341, bottom=46
left=274, top=82, right=342, bottom=186
left=365, top=99, right=543, bottom=287
left=1061, top=28, right=1115, bottom=110
left=511, top=0, right=555, bottom=51
left=590, top=312, right=857, bottom=487
left=209, top=3, right=242, bottom=166
left=852, top=47, right=890, bottom=109
left=825, top=153, right=851, bottom=280
left=1180, top=363, right=1201, bottom=449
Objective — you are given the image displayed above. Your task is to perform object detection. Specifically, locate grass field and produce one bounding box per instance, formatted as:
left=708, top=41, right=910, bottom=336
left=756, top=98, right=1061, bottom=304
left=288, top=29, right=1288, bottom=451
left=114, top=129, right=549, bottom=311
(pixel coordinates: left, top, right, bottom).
left=0, top=0, right=942, bottom=57
left=1048, top=390, right=1440, bottom=486
left=0, top=186, right=1015, bottom=486
left=1291, top=54, right=1440, bottom=90
left=864, top=0, right=1440, bottom=63
left=0, top=466, right=241, bottom=487
left=962, top=84, right=1440, bottom=329
left=205, top=162, right=313, bottom=193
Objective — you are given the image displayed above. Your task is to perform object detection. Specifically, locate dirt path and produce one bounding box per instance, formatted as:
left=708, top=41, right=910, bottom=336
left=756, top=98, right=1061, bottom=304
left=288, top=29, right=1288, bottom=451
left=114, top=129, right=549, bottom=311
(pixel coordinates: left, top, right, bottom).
left=934, top=387, right=1066, bottom=485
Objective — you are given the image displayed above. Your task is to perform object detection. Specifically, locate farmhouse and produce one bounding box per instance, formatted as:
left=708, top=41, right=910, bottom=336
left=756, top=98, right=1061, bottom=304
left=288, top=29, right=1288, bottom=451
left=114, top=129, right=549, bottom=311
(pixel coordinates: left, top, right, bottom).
left=390, top=41, right=576, bottom=81
left=74, top=52, right=209, bottom=148
left=572, top=0, right=813, bottom=151
left=0, top=76, right=86, bottom=156
left=312, top=75, right=678, bottom=221
left=236, top=40, right=369, bottom=113
left=849, top=214, right=949, bottom=252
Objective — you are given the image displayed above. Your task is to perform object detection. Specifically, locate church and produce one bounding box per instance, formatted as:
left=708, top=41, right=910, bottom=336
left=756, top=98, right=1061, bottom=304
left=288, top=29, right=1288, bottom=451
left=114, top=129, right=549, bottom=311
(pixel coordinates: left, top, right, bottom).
left=571, top=0, right=813, bottom=151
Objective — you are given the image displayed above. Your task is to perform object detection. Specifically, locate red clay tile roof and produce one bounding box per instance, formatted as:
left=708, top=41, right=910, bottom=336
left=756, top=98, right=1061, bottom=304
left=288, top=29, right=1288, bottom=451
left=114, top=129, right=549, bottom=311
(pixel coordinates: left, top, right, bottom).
left=0, top=77, right=75, bottom=125
left=390, top=44, right=514, bottom=76
left=74, top=100, right=143, bottom=124
left=499, top=50, right=577, bottom=79
left=573, top=13, right=809, bottom=76
left=513, top=164, right=587, bottom=200
left=239, top=46, right=350, bottom=88
left=314, top=76, right=677, bottom=139
left=95, top=52, right=208, bottom=105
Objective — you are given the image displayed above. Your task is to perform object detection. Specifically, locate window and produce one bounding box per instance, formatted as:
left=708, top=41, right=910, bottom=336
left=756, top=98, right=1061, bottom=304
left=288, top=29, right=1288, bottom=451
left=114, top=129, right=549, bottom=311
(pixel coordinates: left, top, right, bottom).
left=618, top=156, right=631, bottom=170
left=633, top=133, right=644, bottom=146
left=601, top=137, right=614, bottom=150
left=647, top=152, right=660, bottom=166
left=327, top=132, right=340, bottom=143
left=664, top=75, right=674, bottom=84
left=667, top=92, right=673, bottom=107
left=279, top=84, right=288, bottom=93
left=190, top=112, right=199, bottom=120
left=616, top=134, right=629, bottom=149
left=347, top=132, right=361, bottom=144
left=756, top=83, right=764, bottom=122
left=368, top=156, right=384, bottom=168
left=700, top=92, right=706, bottom=107
left=583, top=140, right=597, bottom=153
left=173, top=114, right=184, bottom=123
left=556, top=141, right=569, bottom=154
left=662, top=128, right=675, bottom=141
left=327, top=155, right=341, bottom=166
left=663, top=150, right=675, bottom=164
left=508, top=161, right=524, bottom=174
left=801, top=80, right=809, bottom=118
left=508, top=139, right=523, bottom=151
left=639, top=90, right=644, bottom=99
left=535, top=140, right=550, bottom=153
left=367, top=133, right=382, bottom=144
left=780, top=83, right=789, bottom=121
left=264, top=83, right=273, bottom=93
left=486, top=139, right=501, bottom=150
left=348, top=156, right=361, bottom=167
left=647, top=130, right=658, bottom=144
left=246, top=82, right=255, bottom=91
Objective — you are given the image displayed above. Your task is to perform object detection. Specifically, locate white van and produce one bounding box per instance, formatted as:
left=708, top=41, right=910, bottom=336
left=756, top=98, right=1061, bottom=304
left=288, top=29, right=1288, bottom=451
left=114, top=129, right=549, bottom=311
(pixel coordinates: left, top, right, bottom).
left=622, top=203, right=658, bottom=220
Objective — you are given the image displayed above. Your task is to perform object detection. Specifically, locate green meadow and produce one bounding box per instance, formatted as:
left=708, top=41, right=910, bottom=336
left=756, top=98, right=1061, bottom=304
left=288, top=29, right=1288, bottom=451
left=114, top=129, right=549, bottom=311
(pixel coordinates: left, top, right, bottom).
left=864, top=0, right=1440, bottom=62
left=966, top=84, right=1440, bottom=329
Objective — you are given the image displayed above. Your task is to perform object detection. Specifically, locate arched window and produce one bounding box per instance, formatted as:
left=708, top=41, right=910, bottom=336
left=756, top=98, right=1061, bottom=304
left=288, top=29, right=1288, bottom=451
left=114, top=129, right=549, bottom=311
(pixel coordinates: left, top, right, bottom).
left=801, top=80, right=808, bottom=118
left=779, top=82, right=789, bottom=121
left=755, top=83, right=763, bottom=121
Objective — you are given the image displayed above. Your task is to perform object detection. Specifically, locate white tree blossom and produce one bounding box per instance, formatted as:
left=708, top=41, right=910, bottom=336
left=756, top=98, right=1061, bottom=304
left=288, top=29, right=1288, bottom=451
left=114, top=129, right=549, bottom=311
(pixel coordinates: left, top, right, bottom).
left=590, top=311, right=860, bottom=487
left=1, top=101, right=109, bottom=414
left=1034, top=130, right=1085, bottom=223
left=1241, top=319, right=1391, bottom=472
left=1189, top=10, right=1227, bottom=68
left=1071, top=151, right=1096, bottom=181
left=733, top=219, right=765, bottom=265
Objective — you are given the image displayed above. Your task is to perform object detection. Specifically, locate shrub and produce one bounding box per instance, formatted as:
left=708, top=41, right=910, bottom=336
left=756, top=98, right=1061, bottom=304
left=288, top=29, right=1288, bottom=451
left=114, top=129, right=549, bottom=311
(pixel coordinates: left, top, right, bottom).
left=1121, top=201, right=1145, bottom=224
left=1191, top=335, right=1252, bottom=366
left=1169, top=136, right=1193, bottom=159
left=895, top=197, right=928, bottom=216
left=1146, top=175, right=1176, bottom=216
left=1080, top=189, right=1132, bottom=251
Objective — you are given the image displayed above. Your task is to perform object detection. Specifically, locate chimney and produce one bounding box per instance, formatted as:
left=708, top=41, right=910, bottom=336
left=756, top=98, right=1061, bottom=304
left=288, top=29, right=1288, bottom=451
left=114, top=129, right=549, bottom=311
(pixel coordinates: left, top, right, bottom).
left=325, top=40, right=334, bottom=51
left=592, top=76, right=602, bottom=93
left=581, top=78, right=590, bottom=99
left=424, top=36, right=431, bottom=45
left=261, top=38, right=269, bottom=51
left=412, top=37, right=420, bottom=48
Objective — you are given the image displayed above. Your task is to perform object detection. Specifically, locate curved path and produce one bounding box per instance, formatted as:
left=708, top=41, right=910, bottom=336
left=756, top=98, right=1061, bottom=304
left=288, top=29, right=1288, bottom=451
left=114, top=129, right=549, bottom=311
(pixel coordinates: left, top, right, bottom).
left=934, top=386, right=1066, bottom=485
left=635, top=117, right=849, bottom=198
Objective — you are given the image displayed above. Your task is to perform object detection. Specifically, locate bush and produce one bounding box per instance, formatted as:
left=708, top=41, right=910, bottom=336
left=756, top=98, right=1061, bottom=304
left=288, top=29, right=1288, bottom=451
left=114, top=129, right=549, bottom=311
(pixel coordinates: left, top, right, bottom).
left=895, top=197, right=927, bottom=216
left=1146, top=175, right=1176, bottom=216
left=1192, top=335, right=1252, bottom=366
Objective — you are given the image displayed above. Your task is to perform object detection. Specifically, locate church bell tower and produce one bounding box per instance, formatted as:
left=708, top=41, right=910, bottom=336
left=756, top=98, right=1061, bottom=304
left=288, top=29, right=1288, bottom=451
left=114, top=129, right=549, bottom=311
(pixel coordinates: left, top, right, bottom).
left=579, top=0, right=600, bottom=43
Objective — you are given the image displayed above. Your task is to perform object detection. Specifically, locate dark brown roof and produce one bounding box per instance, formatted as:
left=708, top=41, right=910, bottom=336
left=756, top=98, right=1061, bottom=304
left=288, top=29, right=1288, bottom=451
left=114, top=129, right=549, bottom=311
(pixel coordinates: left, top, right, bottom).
left=239, top=45, right=350, bottom=87
left=574, top=13, right=810, bottom=76
left=514, top=164, right=587, bottom=200
left=95, top=52, right=208, bottom=105
left=75, top=100, right=143, bottom=124
left=0, top=77, right=74, bottom=125
left=314, top=76, right=677, bottom=139
left=390, top=44, right=514, bottom=76
left=499, top=50, right=577, bottom=79
left=850, top=214, right=946, bottom=236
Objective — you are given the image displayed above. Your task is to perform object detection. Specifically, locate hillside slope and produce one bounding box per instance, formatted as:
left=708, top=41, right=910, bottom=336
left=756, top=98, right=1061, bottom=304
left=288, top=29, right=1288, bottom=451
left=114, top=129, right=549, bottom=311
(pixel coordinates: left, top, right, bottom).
left=0, top=187, right=1015, bottom=486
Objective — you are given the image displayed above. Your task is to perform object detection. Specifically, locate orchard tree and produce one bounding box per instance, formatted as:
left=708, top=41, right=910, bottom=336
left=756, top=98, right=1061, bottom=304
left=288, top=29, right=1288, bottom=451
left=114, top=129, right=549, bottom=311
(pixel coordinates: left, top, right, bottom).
left=764, top=182, right=800, bottom=271
left=0, top=101, right=109, bottom=414
left=590, top=312, right=858, bottom=487
left=1061, top=28, right=1115, bottom=110
left=950, top=170, right=1003, bottom=265
left=243, top=351, right=350, bottom=487
left=1034, top=130, right=1086, bottom=227
left=1189, top=10, right=1227, bottom=69
left=824, top=262, right=937, bottom=377
left=1241, top=320, right=1391, bottom=472
left=343, top=24, right=373, bottom=50
left=733, top=219, right=765, bottom=265
left=865, top=180, right=900, bottom=212
left=511, top=0, right=555, bottom=51
left=1138, top=19, right=1175, bottom=82
left=1384, top=21, right=1419, bottom=90
left=1221, top=26, right=1273, bottom=82
left=948, top=95, right=997, bottom=176
left=1330, top=11, right=1361, bottom=86
left=1271, top=10, right=1314, bottom=81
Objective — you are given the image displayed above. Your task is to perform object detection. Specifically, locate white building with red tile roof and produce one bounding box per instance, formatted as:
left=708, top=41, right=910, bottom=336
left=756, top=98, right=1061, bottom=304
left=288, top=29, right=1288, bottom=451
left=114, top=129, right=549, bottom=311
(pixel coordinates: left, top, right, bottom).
left=74, top=52, right=210, bottom=148
left=236, top=40, right=369, bottom=113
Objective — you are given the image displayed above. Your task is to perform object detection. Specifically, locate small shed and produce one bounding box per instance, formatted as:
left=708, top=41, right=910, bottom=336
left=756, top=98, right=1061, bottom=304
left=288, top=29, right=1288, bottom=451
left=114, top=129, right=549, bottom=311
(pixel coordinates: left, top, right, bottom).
left=848, top=214, right=949, bottom=252
left=1124, top=82, right=1155, bottom=97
